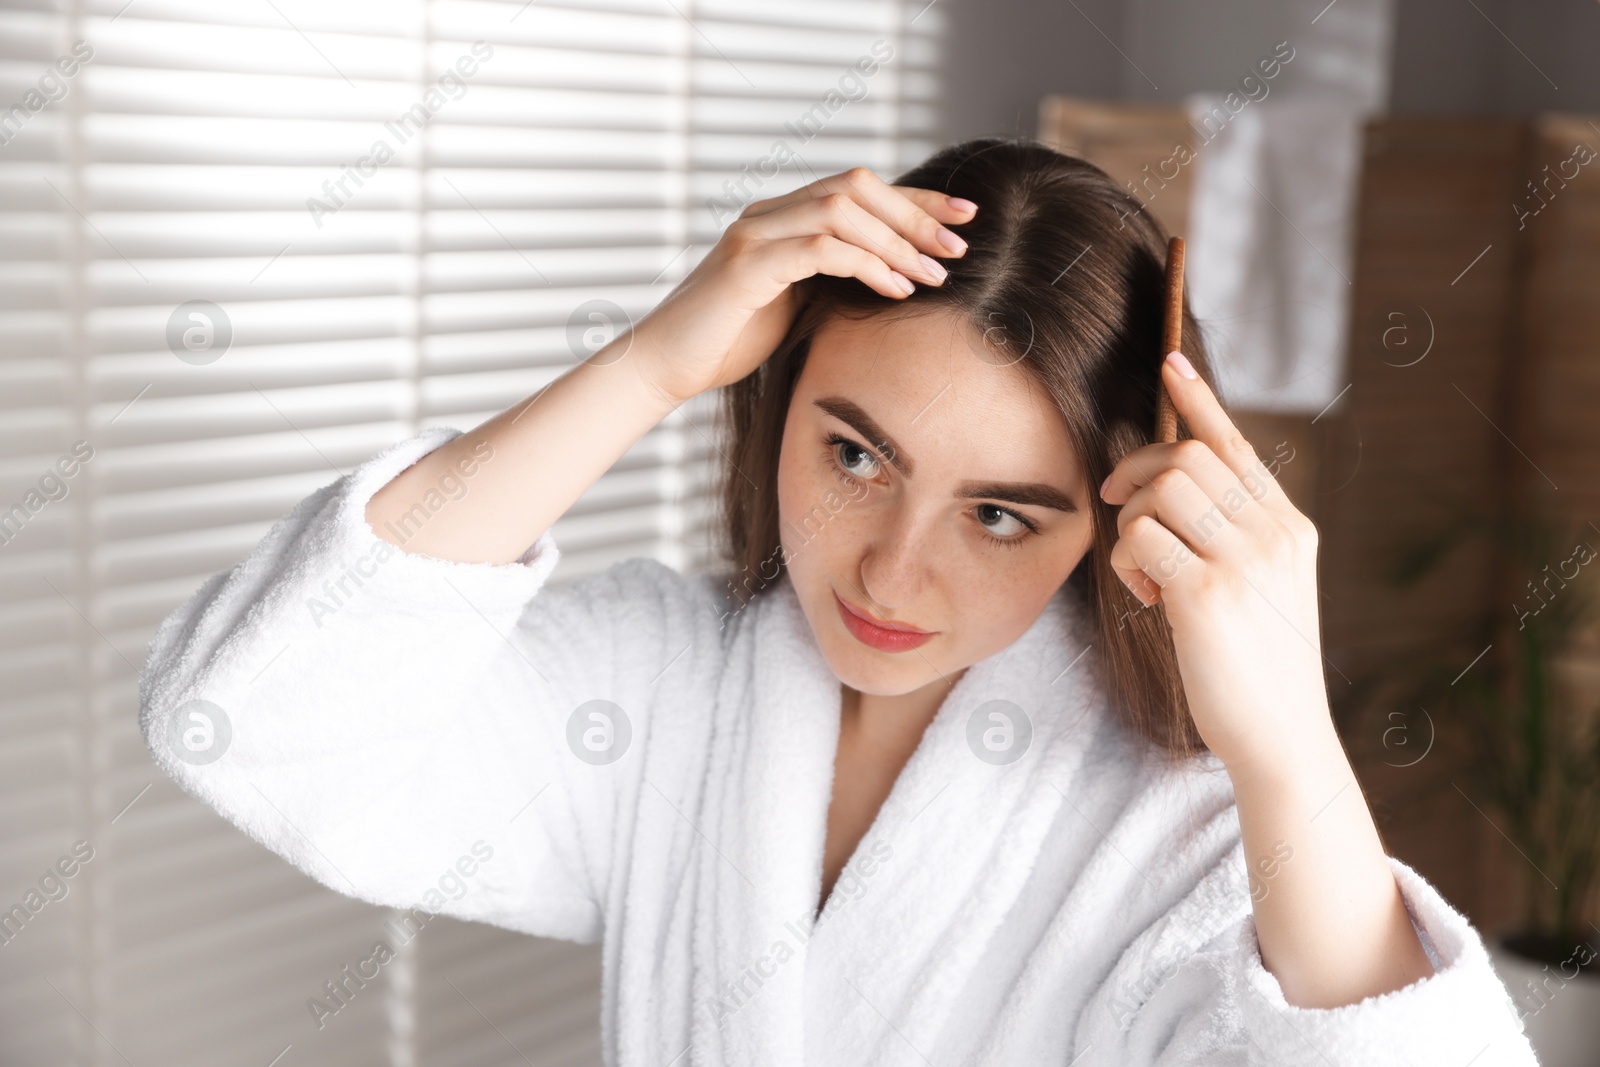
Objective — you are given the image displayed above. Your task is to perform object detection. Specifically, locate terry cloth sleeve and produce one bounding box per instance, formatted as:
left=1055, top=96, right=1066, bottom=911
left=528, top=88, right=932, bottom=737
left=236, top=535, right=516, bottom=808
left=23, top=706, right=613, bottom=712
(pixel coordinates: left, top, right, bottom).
left=138, top=425, right=727, bottom=945
left=1112, top=846, right=1541, bottom=1066
left=1219, top=853, right=1540, bottom=1066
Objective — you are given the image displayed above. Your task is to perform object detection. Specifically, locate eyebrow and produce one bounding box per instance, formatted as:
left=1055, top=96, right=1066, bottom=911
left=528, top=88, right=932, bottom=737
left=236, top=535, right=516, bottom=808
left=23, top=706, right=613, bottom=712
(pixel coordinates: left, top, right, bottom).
left=812, top=396, right=1079, bottom=513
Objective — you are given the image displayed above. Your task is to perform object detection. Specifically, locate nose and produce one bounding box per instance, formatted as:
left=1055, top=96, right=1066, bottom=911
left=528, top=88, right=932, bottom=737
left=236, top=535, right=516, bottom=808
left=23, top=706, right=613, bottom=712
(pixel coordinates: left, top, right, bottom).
left=855, top=505, right=932, bottom=614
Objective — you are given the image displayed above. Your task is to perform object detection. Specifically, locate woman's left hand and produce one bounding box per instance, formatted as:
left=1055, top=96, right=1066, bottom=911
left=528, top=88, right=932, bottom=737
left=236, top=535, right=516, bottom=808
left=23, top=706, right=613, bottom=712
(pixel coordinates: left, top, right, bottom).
left=1098, top=350, right=1329, bottom=772
left=1103, top=355, right=1441, bottom=1011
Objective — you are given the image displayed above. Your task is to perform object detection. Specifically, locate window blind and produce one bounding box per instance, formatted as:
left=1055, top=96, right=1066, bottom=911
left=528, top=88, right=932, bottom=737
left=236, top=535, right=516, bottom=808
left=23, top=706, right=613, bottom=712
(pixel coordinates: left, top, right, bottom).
left=0, top=0, right=940, bottom=1063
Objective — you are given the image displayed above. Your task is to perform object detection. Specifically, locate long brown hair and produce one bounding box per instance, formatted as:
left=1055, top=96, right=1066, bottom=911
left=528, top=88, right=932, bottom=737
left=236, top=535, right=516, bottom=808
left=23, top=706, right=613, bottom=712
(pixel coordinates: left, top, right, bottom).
left=712, top=136, right=1221, bottom=765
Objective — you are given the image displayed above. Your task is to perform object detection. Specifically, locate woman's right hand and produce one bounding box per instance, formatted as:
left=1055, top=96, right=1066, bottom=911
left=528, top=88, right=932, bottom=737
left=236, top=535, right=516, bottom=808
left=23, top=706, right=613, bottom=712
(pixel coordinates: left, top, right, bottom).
left=622, top=167, right=977, bottom=407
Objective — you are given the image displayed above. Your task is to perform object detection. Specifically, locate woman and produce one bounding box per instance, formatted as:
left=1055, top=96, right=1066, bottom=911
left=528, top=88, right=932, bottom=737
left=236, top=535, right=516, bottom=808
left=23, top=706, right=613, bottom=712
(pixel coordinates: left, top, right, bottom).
left=139, top=138, right=1536, bottom=1065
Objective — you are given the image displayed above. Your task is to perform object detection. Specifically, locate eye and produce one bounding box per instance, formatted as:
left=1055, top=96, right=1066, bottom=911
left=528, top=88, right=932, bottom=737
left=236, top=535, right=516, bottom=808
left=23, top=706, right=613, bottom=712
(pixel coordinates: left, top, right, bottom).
left=973, top=503, right=1038, bottom=548
left=824, top=432, right=882, bottom=481
left=823, top=430, right=1041, bottom=549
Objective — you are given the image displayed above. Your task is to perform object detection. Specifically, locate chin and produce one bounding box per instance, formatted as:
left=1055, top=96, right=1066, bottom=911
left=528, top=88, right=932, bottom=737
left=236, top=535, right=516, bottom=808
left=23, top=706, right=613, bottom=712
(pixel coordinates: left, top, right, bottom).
left=824, top=651, right=936, bottom=697
left=822, top=648, right=918, bottom=695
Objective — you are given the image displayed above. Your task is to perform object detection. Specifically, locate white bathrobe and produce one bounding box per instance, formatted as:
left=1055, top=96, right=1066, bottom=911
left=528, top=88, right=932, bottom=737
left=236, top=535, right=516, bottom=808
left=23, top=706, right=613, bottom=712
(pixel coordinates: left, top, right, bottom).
left=138, top=427, right=1539, bottom=1067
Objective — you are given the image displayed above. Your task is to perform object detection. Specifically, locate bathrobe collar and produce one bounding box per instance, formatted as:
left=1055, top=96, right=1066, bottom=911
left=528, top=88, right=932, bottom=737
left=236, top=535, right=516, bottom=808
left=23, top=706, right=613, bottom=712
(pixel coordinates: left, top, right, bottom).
left=687, top=572, right=1110, bottom=1065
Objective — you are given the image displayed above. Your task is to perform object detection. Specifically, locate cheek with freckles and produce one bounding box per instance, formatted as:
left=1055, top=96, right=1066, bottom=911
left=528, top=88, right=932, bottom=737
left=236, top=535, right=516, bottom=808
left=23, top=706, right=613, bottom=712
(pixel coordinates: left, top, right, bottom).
left=934, top=559, right=1067, bottom=666
left=777, top=447, right=874, bottom=618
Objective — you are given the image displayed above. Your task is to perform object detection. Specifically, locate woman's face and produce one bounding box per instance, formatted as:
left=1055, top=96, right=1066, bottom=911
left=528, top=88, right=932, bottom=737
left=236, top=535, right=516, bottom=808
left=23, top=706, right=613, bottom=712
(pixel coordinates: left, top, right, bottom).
left=777, top=307, right=1096, bottom=697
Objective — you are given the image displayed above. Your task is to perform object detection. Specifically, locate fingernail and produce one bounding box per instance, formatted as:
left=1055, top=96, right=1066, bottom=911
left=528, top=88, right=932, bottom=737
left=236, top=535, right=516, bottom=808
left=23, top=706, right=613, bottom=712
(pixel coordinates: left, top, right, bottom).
left=1167, top=350, right=1198, bottom=379
left=890, top=271, right=915, bottom=295
left=946, top=196, right=977, bottom=213
left=936, top=227, right=968, bottom=255
left=1099, top=475, right=1111, bottom=497
left=918, top=253, right=947, bottom=282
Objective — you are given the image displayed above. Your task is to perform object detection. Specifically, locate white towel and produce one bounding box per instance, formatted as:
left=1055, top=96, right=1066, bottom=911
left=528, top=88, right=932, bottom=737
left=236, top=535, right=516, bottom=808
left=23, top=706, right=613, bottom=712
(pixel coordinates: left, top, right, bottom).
left=1184, top=96, right=1369, bottom=415
left=140, top=426, right=1540, bottom=1065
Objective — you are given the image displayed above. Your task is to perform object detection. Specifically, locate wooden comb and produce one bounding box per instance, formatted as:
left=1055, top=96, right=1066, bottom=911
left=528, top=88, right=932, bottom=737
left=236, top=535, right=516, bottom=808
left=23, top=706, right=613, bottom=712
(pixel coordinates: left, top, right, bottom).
left=1156, top=235, right=1184, bottom=444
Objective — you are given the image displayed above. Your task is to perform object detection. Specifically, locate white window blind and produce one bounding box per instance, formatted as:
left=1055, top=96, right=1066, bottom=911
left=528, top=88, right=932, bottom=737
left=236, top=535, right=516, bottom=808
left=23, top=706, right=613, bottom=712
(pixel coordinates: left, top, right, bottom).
left=0, top=0, right=940, bottom=1063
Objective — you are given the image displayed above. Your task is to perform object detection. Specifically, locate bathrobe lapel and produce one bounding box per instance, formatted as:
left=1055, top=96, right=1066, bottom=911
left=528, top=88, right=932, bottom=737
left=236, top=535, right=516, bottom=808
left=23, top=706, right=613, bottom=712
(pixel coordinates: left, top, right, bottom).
left=686, top=573, right=841, bottom=1066
left=687, top=575, right=1103, bottom=1066
left=803, top=580, right=1109, bottom=1066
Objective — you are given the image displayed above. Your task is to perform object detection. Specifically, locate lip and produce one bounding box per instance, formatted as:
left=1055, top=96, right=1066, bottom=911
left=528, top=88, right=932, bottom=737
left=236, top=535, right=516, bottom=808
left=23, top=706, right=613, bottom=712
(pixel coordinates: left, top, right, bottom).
left=833, top=590, right=936, bottom=653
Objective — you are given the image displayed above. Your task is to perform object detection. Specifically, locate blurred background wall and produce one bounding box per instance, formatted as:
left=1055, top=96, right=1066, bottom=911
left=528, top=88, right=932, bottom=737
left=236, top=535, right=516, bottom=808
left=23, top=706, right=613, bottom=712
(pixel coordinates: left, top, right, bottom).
left=3, top=0, right=1599, bottom=1064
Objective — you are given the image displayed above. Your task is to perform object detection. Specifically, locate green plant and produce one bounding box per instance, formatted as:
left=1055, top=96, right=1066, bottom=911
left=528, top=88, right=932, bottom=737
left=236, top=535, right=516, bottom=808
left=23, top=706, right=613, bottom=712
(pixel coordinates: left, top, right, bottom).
left=1364, top=495, right=1600, bottom=961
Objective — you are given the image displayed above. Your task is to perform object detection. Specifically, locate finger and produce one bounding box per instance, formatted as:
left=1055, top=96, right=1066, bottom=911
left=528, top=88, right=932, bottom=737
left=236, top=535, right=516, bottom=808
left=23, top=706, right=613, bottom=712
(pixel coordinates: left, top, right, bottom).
left=740, top=168, right=972, bottom=262
left=1112, top=465, right=1250, bottom=565
left=753, top=231, right=917, bottom=301
left=838, top=173, right=973, bottom=258
left=1108, top=512, right=1204, bottom=606
left=738, top=168, right=863, bottom=218
left=739, top=169, right=975, bottom=231
left=742, top=191, right=947, bottom=286
left=1102, top=438, right=1278, bottom=542
left=889, top=184, right=980, bottom=227
left=1155, top=351, right=1295, bottom=513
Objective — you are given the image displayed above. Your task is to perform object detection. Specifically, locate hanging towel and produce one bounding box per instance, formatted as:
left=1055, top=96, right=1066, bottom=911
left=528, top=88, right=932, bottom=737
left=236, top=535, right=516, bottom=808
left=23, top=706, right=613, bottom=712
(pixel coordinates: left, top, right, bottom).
left=1184, top=96, right=1370, bottom=415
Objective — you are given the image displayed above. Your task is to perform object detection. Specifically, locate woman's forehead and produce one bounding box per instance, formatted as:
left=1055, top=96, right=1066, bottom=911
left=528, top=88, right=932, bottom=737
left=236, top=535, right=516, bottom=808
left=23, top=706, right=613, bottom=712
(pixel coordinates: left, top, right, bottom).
left=796, top=312, right=1082, bottom=487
